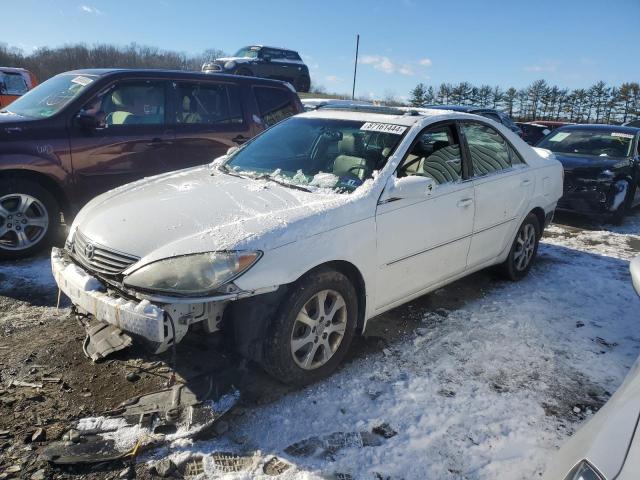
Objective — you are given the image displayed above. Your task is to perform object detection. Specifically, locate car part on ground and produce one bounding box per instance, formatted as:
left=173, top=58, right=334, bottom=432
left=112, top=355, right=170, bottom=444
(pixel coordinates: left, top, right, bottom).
left=536, top=124, right=640, bottom=223
left=80, top=316, right=133, bottom=361
left=0, top=68, right=303, bottom=258
left=202, top=45, right=311, bottom=92
left=52, top=106, right=563, bottom=384
left=40, top=373, right=240, bottom=465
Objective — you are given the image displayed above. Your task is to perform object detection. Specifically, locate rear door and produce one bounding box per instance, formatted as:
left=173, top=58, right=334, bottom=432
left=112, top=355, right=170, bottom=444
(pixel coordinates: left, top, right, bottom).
left=69, top=78, right=174, bottom=203
left=170, top=79, right=253, bottom=167
left=459, top=121, right=533, bottom=267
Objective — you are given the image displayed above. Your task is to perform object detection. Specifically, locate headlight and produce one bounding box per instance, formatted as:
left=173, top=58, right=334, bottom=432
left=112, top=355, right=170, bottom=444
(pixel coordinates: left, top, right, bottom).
left=224, top=60, right=237, bottom=70
left=123, top=251, right=261, bottom=296
left=564, top=461, right=604, bottom=480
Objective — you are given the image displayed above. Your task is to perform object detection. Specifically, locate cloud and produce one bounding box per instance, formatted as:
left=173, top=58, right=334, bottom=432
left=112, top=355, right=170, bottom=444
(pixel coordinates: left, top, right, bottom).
left=79, top=5, right=103, bottom=15
left=360, top=55, right=396, bottom=74
left=301, top=54, right=319, bottom=70
left=325, top=75, right=343, bottom=83
left=359, top=55, right=431, bottom=76
left=524, top=60, right=559, bottom=73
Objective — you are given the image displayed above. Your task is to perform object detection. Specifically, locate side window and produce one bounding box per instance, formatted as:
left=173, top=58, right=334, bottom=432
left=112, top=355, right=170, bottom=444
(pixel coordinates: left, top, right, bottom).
left=175, top=82, right=243, bottom=125
left=254, top=87, right=297, bottom=127
left=398, top=125, right=462, bottom=184
left=97, top=81, right=165, bottom=126
left=461, top=122, right=514, bottom=176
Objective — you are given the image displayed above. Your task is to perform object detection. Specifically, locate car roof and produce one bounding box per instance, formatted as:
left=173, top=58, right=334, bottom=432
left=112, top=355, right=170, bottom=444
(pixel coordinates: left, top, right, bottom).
left=301, top=106, right=461, bottom=127
left=249, top=45, right=296, bottom=53
left=57, top=68, right=292, bottom=87
left=557, top=123, right=640, bottom=134
left=423, top=104, right=493, bottom=113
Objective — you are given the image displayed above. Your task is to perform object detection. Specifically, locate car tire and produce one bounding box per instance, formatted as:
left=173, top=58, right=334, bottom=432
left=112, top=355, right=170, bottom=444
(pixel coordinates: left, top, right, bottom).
left=500, top=213, right=540, bottom=281
left=294, top=75, right=310, bottom=93
left=610, top=179, right=633, bottom=225
left=0, top=178, right=60, bottom=259
left=261, top=268, right=358, bottom=385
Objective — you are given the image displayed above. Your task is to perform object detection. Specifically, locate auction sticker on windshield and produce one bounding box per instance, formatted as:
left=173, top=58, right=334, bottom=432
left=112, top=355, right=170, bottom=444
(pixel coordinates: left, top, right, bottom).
left=611, top=132, right=634, bottom=139
left=71, top=76, right=94, bottom=86
left=360, top=122, right=407, bottom=134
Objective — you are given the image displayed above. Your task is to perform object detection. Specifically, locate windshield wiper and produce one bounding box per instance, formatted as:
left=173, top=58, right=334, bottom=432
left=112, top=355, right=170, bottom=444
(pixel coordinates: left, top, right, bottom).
left=254, top=173, right=312, bottom=193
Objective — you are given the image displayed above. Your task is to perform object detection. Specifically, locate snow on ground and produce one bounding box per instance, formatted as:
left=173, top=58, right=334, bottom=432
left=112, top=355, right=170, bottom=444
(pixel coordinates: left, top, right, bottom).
left=1, top=213, right=639, bottom=479
left=145, top=216, right=640, bottom=479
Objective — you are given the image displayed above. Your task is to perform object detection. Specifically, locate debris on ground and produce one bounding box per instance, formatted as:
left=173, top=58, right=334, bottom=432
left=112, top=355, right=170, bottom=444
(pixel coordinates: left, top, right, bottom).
left=40, top=373, right=240, bottom=465
left=81, top=318, right=132, bottom=361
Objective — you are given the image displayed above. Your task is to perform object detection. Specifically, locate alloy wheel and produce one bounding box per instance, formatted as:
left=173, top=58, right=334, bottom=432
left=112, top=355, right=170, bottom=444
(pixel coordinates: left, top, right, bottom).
left=290, top=289, right=348, bottom=370
left=0, top=194, right=49, bottom=251
left=513, top=223, right=536, bottom=271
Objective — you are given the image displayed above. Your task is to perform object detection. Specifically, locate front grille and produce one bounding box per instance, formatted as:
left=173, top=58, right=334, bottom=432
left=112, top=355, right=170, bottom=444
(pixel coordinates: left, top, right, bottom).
left=71, top=230, right=139, bottom=276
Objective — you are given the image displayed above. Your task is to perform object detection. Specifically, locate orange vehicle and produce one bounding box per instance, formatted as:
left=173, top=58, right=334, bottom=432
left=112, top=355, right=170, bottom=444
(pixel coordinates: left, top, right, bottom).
left=0, top=67, right=38, bottom=108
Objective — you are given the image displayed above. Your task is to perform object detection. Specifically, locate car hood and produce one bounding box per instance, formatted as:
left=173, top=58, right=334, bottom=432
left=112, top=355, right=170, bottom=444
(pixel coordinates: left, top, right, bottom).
left=554, top=153, right=620, bottom=172
left=72, top=165, right=367, bottom=268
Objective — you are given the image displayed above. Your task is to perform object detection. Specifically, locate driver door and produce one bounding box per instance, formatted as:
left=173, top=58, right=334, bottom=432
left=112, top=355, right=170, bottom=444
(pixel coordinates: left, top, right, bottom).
left=374, top=122, right=475, bottom=310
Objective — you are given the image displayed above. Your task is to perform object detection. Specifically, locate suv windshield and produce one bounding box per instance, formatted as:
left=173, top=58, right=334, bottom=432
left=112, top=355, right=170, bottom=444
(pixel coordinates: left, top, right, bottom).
left=224, top=117, right=406, bottom=193
left=537, top=129, right=634, bottom=158
left=1, top=73, right=96, bottom=119
left=233, top=47, right=259, bottom=59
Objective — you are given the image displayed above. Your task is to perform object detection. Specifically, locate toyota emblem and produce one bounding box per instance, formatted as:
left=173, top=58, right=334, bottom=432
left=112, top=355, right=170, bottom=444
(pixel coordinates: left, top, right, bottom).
left=85, top=243, right=95, bottom=259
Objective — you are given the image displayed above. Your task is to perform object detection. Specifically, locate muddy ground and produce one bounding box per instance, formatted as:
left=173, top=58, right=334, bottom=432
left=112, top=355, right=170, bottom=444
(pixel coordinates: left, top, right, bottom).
left=0, top=211, right=639, bottom=479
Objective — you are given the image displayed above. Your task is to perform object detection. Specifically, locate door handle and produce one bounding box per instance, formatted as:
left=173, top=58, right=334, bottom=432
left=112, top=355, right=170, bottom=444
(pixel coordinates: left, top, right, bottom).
left=457, top=198, right=473, bottom=208
left=145, top=138, right=172, bottom=147
left=232, top=135, right=249, bottom=145
left=521, top=179, right=532, bottom=186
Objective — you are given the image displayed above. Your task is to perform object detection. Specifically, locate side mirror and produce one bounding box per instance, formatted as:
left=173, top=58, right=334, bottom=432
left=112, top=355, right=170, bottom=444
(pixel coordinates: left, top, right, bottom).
left=75, top=112, right=100, bottom=130
left=379, top=175, right=435, bottom=203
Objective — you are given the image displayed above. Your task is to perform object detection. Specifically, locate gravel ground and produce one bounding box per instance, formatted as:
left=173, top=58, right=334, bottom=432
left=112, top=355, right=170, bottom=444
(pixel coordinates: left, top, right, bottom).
left=0, top=210, right=638, bottom=479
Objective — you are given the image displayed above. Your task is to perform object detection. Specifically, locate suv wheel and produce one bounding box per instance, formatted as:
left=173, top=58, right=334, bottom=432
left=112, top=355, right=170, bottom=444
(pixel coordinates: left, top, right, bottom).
left=294, top=75, right=310, bottom=93
left=500, top=213, right=540, bottom=281
left=0, top=178, right=59, bottom=259
left=262, top=268, right=358, bottom=385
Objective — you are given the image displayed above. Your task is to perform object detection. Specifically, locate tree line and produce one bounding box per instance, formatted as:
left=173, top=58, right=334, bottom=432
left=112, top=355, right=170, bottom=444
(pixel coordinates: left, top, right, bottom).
left=408, top=80, right=640, bottom=124
left=0, top=43, right=225, bottom=83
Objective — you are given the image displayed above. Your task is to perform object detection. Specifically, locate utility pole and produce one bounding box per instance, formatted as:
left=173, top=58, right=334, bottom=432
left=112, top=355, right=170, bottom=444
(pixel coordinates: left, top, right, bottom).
left=352, top=34, right=359, bottom=100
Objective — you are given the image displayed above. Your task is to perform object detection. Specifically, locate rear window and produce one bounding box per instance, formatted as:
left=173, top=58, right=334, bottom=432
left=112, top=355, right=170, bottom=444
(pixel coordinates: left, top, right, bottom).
left=254, top=87, right=298, bottom=127
left=0, top=72, right=29, bottom=96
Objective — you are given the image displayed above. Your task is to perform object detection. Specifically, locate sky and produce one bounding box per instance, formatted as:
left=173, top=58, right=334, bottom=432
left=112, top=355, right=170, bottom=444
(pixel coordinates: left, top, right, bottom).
left=3, top=0, right=639, bottom=101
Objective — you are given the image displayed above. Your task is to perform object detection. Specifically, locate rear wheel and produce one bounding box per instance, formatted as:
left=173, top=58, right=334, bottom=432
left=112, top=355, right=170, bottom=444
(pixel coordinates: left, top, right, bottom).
left=500, top=213, right=540, bottom=281
left=0, top=178, right=59, bottom=259
left=261, top=268, right=358, bottom=385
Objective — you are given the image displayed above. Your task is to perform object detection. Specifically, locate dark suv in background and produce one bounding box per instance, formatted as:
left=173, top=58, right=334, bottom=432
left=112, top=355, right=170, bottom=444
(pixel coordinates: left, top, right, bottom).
left=202, top=46, right=311, bottom=93
left=0, top=68, right=302, bottom=258
left=426, top=104, right=523, bottom=137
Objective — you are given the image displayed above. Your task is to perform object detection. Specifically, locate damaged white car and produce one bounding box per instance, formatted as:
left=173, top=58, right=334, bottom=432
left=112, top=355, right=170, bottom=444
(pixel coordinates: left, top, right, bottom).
left=52, top=106, right=563, bottom=384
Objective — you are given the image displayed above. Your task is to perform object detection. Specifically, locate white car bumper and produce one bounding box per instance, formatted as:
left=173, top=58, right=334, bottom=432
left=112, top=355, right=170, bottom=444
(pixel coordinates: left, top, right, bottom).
left=51, top=247, right=166, bottom=343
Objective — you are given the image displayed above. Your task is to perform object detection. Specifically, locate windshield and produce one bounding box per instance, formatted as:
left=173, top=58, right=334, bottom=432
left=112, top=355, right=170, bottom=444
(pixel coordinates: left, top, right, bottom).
left=537, top=129, right=634, bottom=158
left=224, top=117, right=406, bottom=193
left=1, top=73, right=96, bottom=118
left=233, top=47, right=259, bottom=59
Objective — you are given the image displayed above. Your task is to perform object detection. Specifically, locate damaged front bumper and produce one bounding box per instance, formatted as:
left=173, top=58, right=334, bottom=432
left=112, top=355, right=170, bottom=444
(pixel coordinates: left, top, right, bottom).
left=51, top=248, right=274, bottom=354
left=558, top=178, right=627, bottom=216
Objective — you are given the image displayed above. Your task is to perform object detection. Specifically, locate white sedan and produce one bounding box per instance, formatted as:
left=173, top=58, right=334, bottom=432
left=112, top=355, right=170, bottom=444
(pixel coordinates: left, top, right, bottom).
left=543, top=256, right=640, bottom=480
left=52, top=106, right=563, bottom=384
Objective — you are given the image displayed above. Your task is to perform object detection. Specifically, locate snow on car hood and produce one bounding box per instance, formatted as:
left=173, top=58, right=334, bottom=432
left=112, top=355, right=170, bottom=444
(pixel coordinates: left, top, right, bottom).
left=214, top=57, right=254, bottom=65
left=71, top=165, right=373, bottom=268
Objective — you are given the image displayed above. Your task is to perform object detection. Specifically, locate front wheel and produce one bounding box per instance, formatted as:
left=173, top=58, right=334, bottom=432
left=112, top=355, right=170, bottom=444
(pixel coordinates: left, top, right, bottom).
left=261, top=268, right=358, bottom=385
left=500, top=213, right=540, bottom=281
left=0, top=178, right=60, bottom=259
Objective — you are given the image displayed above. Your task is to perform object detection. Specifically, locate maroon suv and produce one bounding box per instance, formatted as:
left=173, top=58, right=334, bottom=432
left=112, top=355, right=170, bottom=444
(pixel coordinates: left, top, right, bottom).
left=0, top=69, right=303, bottom=258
